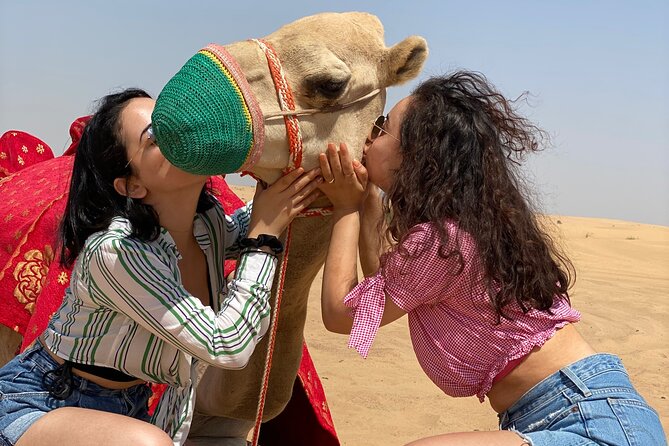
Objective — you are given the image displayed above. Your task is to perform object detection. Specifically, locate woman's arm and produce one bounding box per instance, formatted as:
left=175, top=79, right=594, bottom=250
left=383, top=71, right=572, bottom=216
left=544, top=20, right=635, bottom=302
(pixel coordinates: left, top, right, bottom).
left=318, top=143, right=405, bottom=334
left=321, top=208, right=360, bottom=333
left=89, top=168, right=322, bottom=369
left=89, top=237, right=272, bottom=369
left=317, top=143, right=366, bottom=333
left=223, top=201, right=253, bottom=259
left=358, top=185, right=385, bottom=277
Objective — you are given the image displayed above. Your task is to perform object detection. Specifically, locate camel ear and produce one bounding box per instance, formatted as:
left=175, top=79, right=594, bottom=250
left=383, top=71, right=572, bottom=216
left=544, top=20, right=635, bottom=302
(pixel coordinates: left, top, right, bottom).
left=384, top=36, right=429, bottom=86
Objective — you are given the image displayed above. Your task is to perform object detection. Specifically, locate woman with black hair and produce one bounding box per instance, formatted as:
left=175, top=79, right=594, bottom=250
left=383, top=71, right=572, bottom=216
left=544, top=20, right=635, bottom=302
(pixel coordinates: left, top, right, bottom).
left=317, top=72, right=666, bottom=445
left=0, top=89, right=322, bottom=446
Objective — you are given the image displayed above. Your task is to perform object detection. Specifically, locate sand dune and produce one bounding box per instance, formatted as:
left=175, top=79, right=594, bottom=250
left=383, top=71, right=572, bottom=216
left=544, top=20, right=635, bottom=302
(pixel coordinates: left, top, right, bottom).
left=230, top=185, right=668, bottom=445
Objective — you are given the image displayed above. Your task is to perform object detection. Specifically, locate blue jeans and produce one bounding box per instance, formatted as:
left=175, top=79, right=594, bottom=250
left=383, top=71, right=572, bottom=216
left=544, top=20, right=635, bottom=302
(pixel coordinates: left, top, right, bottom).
left=0, top=339, right=152, bottom=446
left=498, top=354, right=666, bottom=445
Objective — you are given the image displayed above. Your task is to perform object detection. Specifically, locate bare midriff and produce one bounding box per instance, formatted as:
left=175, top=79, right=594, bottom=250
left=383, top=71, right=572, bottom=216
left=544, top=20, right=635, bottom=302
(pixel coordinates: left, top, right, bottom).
left=38, top=336, right=146, bottom=390
left=487, top=323, right=597, bottom=414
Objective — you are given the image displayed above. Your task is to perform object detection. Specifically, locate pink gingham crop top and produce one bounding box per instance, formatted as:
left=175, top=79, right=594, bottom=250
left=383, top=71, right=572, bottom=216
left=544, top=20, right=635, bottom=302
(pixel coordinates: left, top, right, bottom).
left=344, top=220, right=580, bottom=402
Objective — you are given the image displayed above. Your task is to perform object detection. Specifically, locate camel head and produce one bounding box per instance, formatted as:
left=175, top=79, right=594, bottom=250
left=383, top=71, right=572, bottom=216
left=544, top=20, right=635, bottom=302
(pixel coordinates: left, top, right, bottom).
left=152, top=12, right=428, bottom=184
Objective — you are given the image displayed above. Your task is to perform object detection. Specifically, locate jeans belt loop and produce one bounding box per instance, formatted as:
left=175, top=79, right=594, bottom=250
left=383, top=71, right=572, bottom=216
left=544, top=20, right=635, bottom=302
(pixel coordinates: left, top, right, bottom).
left=560, top=366, right=592, bottom=397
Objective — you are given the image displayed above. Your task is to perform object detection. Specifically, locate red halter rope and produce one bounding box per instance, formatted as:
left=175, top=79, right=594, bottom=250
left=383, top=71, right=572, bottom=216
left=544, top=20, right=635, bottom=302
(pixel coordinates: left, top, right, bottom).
left=254, top=39, right=303, bottom=173
left=249, top=37, right=375, bottom=445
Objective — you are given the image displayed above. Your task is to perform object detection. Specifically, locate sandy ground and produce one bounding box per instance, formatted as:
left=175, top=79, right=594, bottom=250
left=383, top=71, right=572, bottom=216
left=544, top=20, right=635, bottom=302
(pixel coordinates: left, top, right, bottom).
left=230, top=185, right=668, bottom=445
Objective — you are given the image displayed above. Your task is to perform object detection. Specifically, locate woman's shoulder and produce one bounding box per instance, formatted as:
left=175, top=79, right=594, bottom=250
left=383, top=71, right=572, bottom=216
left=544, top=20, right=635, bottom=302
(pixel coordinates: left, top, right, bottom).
left=82, top=217, right=131, bottom=249
left=404, top=219, right=476, bottom=248
left=388, top=220, right=481, bottom=276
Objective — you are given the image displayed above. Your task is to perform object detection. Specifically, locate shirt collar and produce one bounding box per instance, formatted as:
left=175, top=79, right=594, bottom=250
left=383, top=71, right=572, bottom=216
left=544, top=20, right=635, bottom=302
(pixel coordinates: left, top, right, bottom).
left=192, top=213, right=212, bottom=251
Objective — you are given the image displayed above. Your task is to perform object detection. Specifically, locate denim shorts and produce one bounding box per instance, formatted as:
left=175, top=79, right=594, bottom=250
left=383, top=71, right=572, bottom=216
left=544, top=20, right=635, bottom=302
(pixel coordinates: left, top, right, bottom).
left=0, top=339, right=152, bottom=446
left=498, top=354, right=667, bottom=446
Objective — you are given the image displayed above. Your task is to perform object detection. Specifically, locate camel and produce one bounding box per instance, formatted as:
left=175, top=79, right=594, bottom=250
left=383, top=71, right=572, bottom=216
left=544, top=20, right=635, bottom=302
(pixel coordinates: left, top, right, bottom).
left=0, top=11, right=428, bottom=445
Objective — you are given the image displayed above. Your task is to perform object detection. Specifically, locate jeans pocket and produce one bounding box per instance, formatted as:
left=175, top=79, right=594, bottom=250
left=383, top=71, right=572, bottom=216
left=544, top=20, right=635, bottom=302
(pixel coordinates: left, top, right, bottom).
left=578, top=397, right=666, bottom=446
left=541, top=403, right=585, bottom=433
left=6, top=360, right=42, bottom=388
left=16, top=342, right=58, bottom=376
left=0, top=360, right=48, bottom=406
left=608, top=398, right=667, bottom=446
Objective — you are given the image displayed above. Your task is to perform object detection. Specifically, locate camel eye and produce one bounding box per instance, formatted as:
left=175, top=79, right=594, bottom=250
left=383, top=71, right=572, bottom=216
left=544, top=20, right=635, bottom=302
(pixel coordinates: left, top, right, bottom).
left=304, top=74, right=349, bottom=100
left=317, top=80, right=347, bottom=98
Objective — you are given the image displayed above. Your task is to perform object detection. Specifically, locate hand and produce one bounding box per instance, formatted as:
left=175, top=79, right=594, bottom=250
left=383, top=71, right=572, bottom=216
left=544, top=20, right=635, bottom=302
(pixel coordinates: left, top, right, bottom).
left=248, top=167, right=322, bottom=237
left=318, top=142, right=368, bottom=213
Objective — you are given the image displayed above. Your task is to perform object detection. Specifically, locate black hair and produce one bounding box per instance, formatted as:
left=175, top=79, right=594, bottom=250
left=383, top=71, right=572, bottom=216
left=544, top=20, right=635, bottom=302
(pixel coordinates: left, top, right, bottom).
left=59, top=88, right=216, bottom=267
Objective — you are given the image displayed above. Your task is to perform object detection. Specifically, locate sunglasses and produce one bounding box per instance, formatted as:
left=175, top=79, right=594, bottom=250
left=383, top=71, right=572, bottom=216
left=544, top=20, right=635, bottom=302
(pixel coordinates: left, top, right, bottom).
left=124, top=125, right=156, bottom=169
left=369, top=115, right=400, bottom=142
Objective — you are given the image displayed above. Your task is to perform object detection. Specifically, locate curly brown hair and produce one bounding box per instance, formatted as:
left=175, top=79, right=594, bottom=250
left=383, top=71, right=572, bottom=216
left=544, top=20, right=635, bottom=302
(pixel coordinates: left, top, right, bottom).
left=384, top=71, right=574, bottom=319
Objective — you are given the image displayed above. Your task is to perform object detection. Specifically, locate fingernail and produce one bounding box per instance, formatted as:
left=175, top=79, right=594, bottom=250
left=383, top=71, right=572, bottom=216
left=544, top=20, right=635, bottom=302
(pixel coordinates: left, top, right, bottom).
left=353, top=160, right=361, bottom=167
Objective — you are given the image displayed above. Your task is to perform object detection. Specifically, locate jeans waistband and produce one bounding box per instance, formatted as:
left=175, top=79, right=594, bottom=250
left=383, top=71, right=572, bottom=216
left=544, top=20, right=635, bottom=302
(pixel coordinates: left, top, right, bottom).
left=499, top=353, right=628, bottom=425
left=24, top=338, right=147, bottom=398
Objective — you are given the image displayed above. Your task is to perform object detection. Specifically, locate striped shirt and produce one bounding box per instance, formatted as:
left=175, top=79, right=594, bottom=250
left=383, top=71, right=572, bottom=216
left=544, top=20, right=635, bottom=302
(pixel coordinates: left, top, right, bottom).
left=43, top=199, right=277, bottom=444
left=344, top=220, right=580, bottom=402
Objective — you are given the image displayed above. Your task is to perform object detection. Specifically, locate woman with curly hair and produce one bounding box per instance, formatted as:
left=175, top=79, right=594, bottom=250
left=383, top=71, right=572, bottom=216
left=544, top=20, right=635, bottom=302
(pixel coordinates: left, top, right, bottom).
left=316, top=72, right=666, bottom=445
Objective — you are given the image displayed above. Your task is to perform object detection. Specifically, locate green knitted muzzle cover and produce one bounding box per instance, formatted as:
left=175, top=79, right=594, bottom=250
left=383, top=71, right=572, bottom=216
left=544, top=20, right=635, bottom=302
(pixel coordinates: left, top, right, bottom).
left=151, top=44, right=264, bottom=175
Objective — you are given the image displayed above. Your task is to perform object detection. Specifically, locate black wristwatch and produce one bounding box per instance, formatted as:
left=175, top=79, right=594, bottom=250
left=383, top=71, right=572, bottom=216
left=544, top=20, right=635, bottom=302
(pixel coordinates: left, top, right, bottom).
left=239, top=234, right=284, bottom=255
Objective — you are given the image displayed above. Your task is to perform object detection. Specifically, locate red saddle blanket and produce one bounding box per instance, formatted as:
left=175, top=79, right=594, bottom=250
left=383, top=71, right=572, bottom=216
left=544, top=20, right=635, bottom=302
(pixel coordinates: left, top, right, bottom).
left=0, top=120, right=338, bottom=446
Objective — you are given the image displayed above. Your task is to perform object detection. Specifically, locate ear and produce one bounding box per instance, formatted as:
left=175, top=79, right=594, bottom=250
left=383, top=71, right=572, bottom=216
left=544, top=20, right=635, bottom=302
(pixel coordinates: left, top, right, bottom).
left=113, top=177, right=147, bottom=199
left=383, top=36, right=429, bottom=86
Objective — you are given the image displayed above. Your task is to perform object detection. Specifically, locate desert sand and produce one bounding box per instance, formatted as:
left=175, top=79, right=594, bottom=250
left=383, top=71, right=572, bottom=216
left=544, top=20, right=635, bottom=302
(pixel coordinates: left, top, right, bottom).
left=231, top=185, right=668, bottom=445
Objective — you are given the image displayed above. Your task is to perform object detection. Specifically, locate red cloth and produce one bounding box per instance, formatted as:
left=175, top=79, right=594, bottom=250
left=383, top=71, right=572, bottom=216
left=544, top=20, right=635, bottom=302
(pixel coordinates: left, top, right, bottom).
left=0, top=121, right=338, bottom=446
left=0, top=155, right=72, bottom=344
left=0, top=131, right=55, bottom=177
left=62, top=116, right=90, bottom=157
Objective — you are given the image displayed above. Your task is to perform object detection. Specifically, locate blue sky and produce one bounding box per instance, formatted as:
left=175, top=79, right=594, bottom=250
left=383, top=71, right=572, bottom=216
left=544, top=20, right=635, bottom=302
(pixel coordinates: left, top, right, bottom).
left=1, top=1, right=667, bottom=225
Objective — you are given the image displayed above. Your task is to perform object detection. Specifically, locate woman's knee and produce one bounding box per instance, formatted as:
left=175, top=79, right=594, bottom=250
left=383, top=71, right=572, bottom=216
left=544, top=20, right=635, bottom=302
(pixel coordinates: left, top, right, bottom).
left=131, top=425, right=173, bottom=446
left=16, top=407, right=173, bottom=446
left=99, top=416, right=172, bottom=446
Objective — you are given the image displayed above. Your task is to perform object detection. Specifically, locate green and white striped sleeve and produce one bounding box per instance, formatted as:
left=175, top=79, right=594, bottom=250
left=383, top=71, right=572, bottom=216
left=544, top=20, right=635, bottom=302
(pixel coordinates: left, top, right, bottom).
left=224, top=201, right=253, bottom=259
left=87, top=235, right=275, bottom=369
